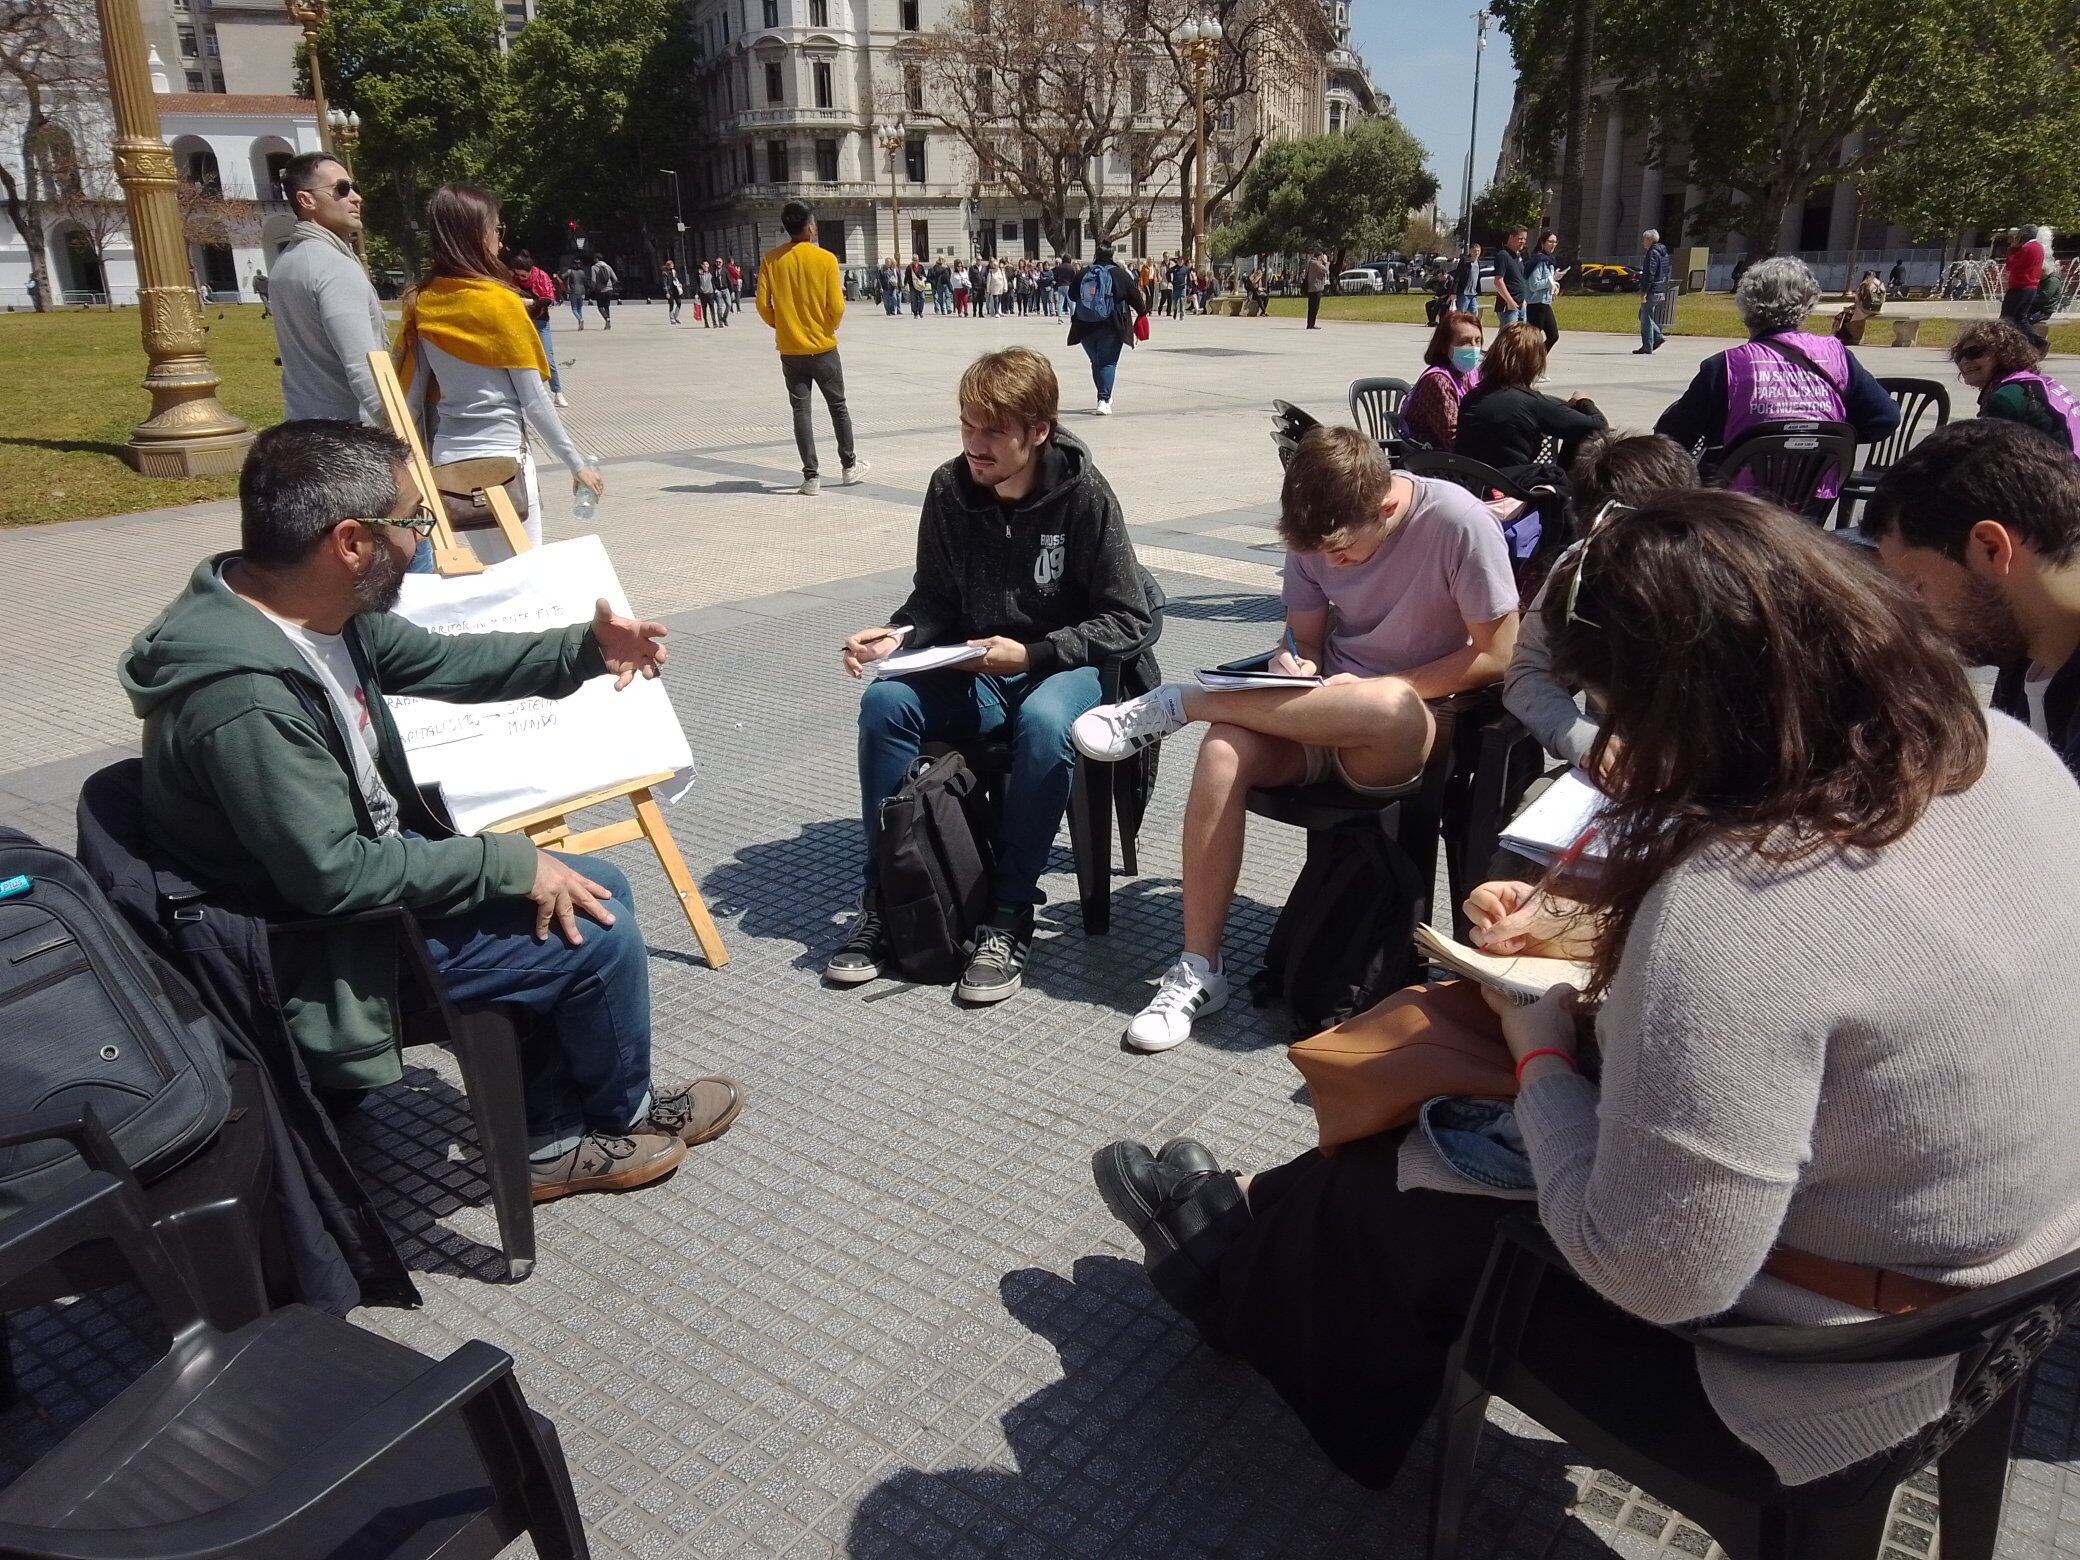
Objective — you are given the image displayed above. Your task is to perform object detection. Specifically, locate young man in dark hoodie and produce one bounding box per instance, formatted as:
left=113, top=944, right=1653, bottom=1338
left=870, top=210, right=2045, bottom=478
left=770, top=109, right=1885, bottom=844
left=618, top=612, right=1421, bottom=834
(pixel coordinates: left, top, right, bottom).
left=121, top=420, right=744, bottom=1204
left=831, top=347, right=1155, bottom=1003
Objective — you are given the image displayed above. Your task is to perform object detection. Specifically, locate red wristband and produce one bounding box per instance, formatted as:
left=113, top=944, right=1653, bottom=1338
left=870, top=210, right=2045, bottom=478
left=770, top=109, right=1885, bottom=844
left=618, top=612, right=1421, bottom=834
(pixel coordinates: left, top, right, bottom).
left=1515, top=1047, right=1577, bottom=1083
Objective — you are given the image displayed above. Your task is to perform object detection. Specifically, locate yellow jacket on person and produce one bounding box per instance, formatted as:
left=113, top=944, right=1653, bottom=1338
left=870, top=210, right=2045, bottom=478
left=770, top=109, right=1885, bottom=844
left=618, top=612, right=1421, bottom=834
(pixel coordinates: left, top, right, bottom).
left=756, top=240, right=845, bottom=356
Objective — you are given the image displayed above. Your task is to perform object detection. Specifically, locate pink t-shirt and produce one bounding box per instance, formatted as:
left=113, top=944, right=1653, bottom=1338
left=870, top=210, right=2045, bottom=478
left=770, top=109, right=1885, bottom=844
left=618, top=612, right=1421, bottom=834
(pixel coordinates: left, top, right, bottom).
left=1281, top=475, right=1520, bottom=678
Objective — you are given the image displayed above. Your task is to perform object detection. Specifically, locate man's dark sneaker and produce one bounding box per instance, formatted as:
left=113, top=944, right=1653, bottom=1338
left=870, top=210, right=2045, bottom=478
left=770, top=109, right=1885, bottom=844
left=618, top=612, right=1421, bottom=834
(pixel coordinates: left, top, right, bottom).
left=649, top=1076, right=746, bottom=1146
left=530, top=1129, right=685, bottom=1203
left=826, top=895, right=886, bottom=986
left=956, top=906, right=1033, bottom=1003
left=1091, top=1138, right=1249, bottom=1347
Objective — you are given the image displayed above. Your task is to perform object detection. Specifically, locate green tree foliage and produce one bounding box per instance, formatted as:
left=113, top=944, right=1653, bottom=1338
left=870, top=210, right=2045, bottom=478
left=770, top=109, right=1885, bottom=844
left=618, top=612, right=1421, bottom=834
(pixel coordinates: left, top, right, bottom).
left=498, top=0, right=704, bottom=267
left=314, top=0, right=508, bottom=262
left=1470, top=173, right=1546, bottom=245
left=1214, top=116, right=1437, bottom=269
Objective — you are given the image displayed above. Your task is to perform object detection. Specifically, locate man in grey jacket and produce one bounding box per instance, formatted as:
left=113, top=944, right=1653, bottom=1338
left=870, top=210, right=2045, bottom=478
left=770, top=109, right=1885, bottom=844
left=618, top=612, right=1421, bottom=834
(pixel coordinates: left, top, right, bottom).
left=267, top=153, right=389, bottom=428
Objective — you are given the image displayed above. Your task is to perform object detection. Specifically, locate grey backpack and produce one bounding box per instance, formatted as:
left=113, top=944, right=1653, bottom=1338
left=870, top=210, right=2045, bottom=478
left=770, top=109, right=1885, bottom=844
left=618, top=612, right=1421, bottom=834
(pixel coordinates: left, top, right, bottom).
left=0, top=829, right=231, bottom=1214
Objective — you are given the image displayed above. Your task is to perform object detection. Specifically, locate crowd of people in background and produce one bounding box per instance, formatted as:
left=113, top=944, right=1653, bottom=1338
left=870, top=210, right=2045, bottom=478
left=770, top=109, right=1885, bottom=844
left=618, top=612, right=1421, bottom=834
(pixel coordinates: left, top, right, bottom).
left=863, top=252, right=1219, bottom=320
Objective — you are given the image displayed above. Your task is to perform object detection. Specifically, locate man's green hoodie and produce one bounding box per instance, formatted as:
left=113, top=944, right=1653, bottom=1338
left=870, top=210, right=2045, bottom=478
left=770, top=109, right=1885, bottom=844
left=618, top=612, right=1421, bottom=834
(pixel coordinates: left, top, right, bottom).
left=119, top=556, right=610, bottom=1087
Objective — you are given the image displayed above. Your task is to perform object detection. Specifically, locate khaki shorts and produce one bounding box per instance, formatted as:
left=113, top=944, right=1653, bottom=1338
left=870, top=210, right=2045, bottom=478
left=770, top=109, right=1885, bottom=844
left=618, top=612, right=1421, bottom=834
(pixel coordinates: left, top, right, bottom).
left=1300, top=742, right=1421, bottom=798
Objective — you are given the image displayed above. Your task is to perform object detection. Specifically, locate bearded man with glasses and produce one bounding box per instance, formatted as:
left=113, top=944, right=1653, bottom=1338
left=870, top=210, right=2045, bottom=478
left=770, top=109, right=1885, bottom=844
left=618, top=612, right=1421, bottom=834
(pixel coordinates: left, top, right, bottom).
left=121, top=421, right=745, bottom=1204
left=269, top=152, right=392, bottom=428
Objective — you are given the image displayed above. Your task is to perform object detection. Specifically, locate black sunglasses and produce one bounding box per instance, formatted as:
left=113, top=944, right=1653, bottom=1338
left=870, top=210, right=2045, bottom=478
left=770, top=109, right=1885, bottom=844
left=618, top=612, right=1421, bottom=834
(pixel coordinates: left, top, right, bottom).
left=330, top=178, right=360, bottom=199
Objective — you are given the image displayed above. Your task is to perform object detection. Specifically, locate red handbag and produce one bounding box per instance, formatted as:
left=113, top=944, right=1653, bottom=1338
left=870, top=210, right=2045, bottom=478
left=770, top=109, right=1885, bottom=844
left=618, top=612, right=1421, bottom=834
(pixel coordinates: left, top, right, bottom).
left=1134, top=311, right=1151, bottom=342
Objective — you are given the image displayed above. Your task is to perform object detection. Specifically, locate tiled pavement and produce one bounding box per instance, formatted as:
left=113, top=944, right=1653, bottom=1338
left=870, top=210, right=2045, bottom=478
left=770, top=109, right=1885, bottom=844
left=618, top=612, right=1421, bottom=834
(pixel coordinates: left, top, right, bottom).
left=2, top=307, right=2077, bottom=1557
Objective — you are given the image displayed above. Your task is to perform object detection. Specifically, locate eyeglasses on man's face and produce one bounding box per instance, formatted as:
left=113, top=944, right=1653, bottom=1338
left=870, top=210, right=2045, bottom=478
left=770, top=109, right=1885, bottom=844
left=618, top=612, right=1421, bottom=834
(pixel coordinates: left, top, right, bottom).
left=354, top=508, right=438, bottom=540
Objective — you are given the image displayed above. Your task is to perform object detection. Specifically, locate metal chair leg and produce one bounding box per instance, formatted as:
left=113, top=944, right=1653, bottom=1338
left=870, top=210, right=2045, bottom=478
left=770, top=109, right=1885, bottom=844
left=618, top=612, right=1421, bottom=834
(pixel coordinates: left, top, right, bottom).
left=450, top=1008, right=537, bottom=1282
left=1427, top=1372, right=1491, bottom=1560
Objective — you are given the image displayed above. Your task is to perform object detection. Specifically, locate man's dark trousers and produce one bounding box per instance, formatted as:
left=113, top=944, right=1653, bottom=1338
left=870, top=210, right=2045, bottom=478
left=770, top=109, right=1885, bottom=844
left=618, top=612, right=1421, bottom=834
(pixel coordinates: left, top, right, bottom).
left=781, top=349, right=858, bottom=480
left=1306, top=291, right=1322, bottom=328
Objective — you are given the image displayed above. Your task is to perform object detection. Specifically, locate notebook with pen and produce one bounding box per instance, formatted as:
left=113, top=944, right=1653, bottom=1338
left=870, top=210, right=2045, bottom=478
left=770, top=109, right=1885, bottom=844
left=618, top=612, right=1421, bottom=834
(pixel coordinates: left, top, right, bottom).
left=1195, top=650, right=1325, bottom=692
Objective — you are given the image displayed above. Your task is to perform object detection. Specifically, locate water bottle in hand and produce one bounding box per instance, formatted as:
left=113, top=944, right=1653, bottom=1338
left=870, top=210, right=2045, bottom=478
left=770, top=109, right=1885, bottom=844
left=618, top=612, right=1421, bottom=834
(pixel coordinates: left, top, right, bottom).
left=571, top=457, right=603, bottom=522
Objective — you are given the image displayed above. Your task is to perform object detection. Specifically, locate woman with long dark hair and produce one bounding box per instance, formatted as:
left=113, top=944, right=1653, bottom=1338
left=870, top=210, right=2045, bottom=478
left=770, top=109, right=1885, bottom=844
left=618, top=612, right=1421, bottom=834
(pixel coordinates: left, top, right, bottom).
left=395, top=182, right=601, bottom=556
left=1091, top=490, right=2080, bottom=1496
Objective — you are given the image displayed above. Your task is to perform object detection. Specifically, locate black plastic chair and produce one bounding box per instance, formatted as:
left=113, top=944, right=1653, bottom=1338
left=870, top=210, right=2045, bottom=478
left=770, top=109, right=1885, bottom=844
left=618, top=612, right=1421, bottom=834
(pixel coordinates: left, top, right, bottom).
left=1349, top=377, right=1413, bottom=444
left=0, top=1107, right=589, bottom=1560
left=1430, top=1213, right=2080, bottom=1560
left=1835, top=378, right=1951, bottom=528
left=1709, top=420, right=1858, bottom=524
left=951, top=568, right=1167, bottom=936
left=1447, top=709, right=1555, bottom=938
left=270, top=907, right=537, bottom=1282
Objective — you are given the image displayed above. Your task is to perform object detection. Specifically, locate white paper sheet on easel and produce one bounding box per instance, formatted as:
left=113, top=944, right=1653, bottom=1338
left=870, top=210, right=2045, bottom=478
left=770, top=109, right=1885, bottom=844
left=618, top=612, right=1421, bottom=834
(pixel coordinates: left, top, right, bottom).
left=385, top=535, right=692, bottom=833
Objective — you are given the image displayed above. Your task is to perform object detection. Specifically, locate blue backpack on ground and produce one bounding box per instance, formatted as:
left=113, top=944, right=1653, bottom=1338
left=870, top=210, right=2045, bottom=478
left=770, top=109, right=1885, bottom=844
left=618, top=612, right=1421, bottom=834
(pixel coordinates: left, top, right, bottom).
left=1074, top=264, right=1116, bottom=324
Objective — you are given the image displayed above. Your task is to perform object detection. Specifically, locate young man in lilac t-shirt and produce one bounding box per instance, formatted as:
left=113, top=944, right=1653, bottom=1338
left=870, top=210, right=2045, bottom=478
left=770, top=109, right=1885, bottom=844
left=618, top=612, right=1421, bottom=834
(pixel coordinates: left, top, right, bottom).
left=1072, top=426, right=1520, bottom=1051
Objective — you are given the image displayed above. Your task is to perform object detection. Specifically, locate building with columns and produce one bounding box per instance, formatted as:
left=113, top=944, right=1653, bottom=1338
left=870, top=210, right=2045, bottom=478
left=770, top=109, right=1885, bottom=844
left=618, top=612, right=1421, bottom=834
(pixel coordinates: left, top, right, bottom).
left=1321, top=0, right=1385, bottom=134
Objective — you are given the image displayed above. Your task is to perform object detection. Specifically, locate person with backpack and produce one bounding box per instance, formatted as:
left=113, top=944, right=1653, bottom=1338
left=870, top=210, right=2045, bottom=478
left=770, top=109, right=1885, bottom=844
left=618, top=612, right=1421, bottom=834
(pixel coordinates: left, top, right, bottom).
left=587, top=255, right=618, bottom=329
left=120, top=421, right=746, bottom=1203
left=829, top=347, right=1156, bottom=1004
left=1066, top=244, right=1146, bottom=416
left=1655, top=256, right=1898, bottom=487
left=1070, top=426, right=1519, bottom=1051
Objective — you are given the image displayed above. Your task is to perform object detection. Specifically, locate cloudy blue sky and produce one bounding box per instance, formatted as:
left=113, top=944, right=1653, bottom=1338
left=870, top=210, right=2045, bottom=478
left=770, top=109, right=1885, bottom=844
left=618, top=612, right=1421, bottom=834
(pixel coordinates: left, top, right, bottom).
left=1348, top=4, right=1518, bottom=221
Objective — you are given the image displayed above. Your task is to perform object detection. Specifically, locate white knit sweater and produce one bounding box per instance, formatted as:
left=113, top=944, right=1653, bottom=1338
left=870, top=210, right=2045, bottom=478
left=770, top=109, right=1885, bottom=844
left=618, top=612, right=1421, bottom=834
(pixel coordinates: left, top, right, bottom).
left=1404, top=713, right=2080, bottom=1485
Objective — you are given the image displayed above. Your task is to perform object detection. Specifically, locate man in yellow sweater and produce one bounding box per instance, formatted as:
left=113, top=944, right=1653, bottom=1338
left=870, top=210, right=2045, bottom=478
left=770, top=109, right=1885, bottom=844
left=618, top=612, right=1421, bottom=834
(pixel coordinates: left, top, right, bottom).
left=757, top=201, right=870, bottom=496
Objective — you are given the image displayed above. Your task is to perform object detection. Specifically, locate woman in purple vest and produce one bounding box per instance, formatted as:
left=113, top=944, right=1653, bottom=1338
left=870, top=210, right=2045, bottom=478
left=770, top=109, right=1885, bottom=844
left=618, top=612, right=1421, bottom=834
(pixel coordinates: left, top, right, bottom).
left=1399, top=310, right=1483, bottom=448
left=1950, top=317, right=2080, bottom=457
left=1655, top=256, right=1899, bottom=491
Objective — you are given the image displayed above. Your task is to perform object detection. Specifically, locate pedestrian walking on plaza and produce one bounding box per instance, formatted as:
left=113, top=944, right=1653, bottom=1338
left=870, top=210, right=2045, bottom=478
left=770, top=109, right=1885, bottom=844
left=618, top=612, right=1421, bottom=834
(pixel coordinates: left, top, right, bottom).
left=1525, top=229, right=1567, bottom=350
left=907, top=257, right=929, bottom=318
left=661, top=259, right=684, bottom=324
left=268, top=152, right=389, bottom=427
left=1452, top=243, right=1482, bottom=316
left=952, top=260, right=971, bottom=315
left=1889, top=257, right=1907, bottom=293
left=1053, top=255, right=1076, bottom=317
left=1067, top=243, right=1145, bottom=416
left=559, top=256, right=587, bottom=329
left=880, top=258, right=901, bottom=316
left=1635, top=228, right=1671, bottom=353
left=588, top=255, right=619, bottom=330
left=757, top=200, right=870, bottom=495
left=1303, top=250, right=1330, bottom=329
left=1169, top=255, right=1189, bottom=319
left=253, top=269, right=270, bottom=318
left=512, top=249, right=568, bottom=406
left=712, top=258, right=735, bottom=324
left=396, top=183, right=603, bottom=555
left=987, top=258, right=1009, bottom=316
left=2002, top=226, right=2055, bottom=349
left=931, top=255, right=952, bottom=314
left=1493, top=225, right=1528, bottom=326
left=697, top=260, right=719, bottom=327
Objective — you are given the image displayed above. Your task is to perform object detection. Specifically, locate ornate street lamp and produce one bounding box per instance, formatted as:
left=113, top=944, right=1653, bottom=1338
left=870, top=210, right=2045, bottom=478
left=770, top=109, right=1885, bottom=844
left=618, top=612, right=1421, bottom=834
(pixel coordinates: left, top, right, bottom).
left=325, top=106, right=361, bottom=169
left=1179, top=14, right=1222, bottom=275
left=284, top=0, right=335, bottom=154
left=875, top=119, right=907, bottom=259
left=93, top=0, right=250, bottom=473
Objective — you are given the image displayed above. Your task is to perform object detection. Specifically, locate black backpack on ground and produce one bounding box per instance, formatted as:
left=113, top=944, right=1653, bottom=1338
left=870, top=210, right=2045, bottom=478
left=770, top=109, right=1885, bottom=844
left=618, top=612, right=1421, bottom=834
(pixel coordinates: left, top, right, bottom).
left=874, top=752, right=995, bottom=984
left=0, top=829, right=232, bottom=1216
left=1249, top=819, right=1424, bottom=1039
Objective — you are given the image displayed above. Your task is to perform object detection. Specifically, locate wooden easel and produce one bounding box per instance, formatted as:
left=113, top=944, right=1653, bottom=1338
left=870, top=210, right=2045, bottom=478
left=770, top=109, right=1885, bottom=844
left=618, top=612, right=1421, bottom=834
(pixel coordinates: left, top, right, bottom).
left=369, top=350, right=729, bottom=968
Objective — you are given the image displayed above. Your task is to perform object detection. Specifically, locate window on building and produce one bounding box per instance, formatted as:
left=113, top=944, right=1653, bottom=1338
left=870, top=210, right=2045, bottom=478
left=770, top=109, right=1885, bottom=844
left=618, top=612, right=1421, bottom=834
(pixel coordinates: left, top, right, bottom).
left=184, top=68, right=204, bottom=90
left=816, top=138, right=839, bottom=180
left=761, top=0, right=777, bottom=24
left=767, top=138, right=788, bottom=181
left=904, top=62, right=922, bottom=112
left=809, top=0, right=827, bottom=23
left=765, top=60, right=784, bottom=100
left=1217, top=102, right=1235, bottom=133
left=900, top=0, right=918, bottom=25
left=208, top=68, right=224, bottom=89
left=1327, top=103, right=1343, bottom=134
left=974, top=67, right=991, bottom=114
left=1130, top=68, right=1145, bottom=113
left=171, top=0, right=188, bottom=12
left=903, top=136, right=925, bottom=183
left=176, top=24, right=197, bottom=55
left=813, top=60, right=832, bottom=106
left=745, top=145, right=757, bottom=183
left=203, top=28, right=219, bottom=55
left=721, top=10, right=729, bottom=39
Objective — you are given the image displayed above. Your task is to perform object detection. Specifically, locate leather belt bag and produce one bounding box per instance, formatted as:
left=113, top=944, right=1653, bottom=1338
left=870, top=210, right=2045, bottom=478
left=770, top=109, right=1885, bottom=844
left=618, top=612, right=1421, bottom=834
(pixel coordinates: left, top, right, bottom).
left=431, top=456, right=527, bottom=532
left=1762, top=1247, right=1965, bottom=1316
left=1287, top=981, right=1518, bottom=1153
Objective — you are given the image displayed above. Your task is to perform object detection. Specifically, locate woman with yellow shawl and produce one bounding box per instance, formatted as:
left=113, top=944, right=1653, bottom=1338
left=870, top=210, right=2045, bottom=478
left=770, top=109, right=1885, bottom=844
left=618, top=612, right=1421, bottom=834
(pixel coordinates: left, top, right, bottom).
left=396, top=183, right=601, bottom=557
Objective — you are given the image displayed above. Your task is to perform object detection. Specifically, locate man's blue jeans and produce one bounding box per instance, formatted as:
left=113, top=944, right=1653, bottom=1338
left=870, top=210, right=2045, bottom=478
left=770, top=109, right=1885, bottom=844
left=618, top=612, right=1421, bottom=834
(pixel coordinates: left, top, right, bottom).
left=422, top=853, right=653, bottom=1158
left=883, top=289, right=899, bottom=316
left=1639, top=292, right=1665, bottom=350
left=1081, top=330, right=1125, bottom=400
left=1495, top=307, right=1523, bottom=327
left=857, top=666, right=1103, bottom=908
left=1455, top=292, right=1479, bottom=315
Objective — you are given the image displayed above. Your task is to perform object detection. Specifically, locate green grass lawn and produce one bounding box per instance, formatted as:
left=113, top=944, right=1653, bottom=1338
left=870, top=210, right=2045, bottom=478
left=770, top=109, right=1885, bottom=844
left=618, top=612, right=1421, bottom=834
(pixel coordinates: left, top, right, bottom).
left=1266, top=291, right=2080, bottom=355
left=0, top=304, right=286, bottom=526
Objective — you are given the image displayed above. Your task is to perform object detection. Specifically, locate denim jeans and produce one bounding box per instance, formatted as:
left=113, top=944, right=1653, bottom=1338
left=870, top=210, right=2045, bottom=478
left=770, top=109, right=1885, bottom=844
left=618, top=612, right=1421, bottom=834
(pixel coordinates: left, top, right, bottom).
left=935, top=285, right=951, bottom=313
left=780, top=349, right=857, bottom=479
left=1639, top=292, right=1665, bottom=349
left=857, top=665, right=1103, bottom=908
left=1455, top=292, right=1479, bottom=315
left=883, top=289, right=899, bottom=315
left=1081, top=329, right=1124, bottom=399
left=568, top=296, right=584, bottom=327
left=534, top=319, right=561, bottom=393
left=421, top=853, right=653, bottom=1158
left=1495, top=307, right=1523, bottom=327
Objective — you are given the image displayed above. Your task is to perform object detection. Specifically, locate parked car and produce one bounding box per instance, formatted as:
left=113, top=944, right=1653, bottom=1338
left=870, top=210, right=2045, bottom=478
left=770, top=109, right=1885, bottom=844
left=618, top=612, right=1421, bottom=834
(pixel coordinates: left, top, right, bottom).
left=1357, top=254, right=1411, bottom=292
left=1577, top=261, right=1641, bottom=293
left=1337, top=267, right=1388, bottom=296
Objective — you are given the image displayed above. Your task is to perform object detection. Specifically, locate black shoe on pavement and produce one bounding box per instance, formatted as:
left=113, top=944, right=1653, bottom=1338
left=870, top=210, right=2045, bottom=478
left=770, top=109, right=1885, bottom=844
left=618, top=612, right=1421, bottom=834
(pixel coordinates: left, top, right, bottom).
left=1091, top=1139, right=1248, bottom=1346
left=825, top=894, right=886, bottom=986
left=956, top=906, right=1033, bottom=1003
left=1158, top=1137, right=1222, bottom=1176
left=1631, top=346, right=1652, bottom=354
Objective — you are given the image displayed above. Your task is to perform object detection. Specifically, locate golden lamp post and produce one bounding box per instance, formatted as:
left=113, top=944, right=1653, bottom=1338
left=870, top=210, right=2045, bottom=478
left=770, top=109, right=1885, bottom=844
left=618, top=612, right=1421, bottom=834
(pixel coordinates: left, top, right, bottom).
left=874, top=120, right=907, bottom=260
left=1178, top=13, right=1223, bottom=277
left=285, top=0, right=336, bottom=154
left=93, top=0, right=251, bottom=473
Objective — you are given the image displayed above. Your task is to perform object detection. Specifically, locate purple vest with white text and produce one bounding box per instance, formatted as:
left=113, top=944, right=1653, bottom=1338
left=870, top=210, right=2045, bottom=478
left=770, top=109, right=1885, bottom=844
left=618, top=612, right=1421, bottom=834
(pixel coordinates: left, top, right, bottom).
left=1723, top=332, right=1851, bottom=499
left=1997, top=370, right=2080, bottom=456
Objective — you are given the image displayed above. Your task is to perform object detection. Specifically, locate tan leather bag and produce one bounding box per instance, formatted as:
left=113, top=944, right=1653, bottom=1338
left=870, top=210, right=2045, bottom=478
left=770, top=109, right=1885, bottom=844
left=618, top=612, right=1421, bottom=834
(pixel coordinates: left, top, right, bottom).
left=1287, top=980, right=1519, bottom=1153
left=431, top=456, right=527, bottom=532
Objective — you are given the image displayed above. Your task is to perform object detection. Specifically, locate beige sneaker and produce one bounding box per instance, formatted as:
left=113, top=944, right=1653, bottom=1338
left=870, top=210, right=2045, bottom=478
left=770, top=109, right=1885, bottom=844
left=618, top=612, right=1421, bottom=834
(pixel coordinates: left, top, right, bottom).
left=530, top=1129, right=685, bottom=1203
left=648, top=1076, right=746, bottom=1146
